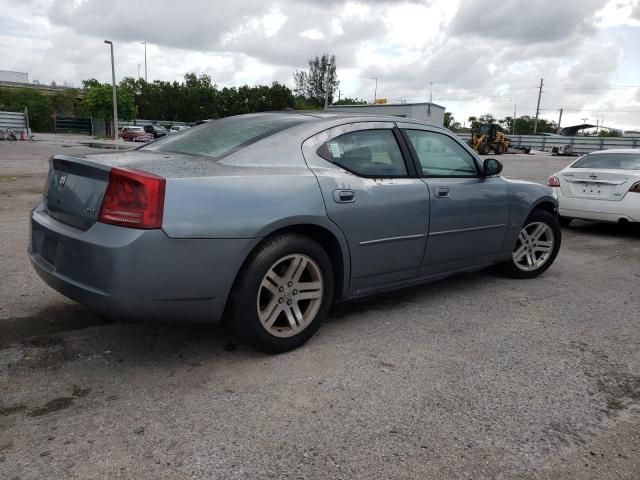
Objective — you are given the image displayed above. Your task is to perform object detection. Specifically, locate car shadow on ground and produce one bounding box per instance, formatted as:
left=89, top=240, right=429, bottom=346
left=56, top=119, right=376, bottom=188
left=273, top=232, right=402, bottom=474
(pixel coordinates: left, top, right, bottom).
left=565, top=220, right=640, bottom=239
left=1, top=268, right=496, bottom=367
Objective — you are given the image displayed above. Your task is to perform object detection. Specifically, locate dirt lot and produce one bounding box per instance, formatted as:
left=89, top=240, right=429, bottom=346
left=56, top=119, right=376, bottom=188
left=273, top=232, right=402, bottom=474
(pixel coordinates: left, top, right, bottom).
left=1, top=135, right=639, bottom=479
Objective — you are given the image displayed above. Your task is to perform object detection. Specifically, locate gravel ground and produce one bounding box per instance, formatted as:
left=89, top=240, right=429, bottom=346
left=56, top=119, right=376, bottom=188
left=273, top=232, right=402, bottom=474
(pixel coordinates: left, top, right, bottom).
left=1, top=136, right=639, bottom=479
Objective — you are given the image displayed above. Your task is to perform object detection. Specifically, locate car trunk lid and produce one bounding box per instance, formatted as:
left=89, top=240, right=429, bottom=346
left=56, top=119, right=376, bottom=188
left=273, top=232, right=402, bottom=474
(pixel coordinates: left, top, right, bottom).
left=44, top=155, right=112, bottom=230
left=559, top=169, right=638, bottom=201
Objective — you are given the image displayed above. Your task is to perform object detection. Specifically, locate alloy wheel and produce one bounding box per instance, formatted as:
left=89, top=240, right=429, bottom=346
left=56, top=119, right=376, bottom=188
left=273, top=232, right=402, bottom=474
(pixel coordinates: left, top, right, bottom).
left=257, top=254, right=324, bottom=338
left=512, top=221, right=555, bottom=272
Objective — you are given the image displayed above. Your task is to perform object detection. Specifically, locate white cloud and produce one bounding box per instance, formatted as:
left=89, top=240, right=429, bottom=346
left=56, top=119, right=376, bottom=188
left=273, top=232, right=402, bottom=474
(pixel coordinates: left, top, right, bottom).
left=0, top=0, right=638, bottom=130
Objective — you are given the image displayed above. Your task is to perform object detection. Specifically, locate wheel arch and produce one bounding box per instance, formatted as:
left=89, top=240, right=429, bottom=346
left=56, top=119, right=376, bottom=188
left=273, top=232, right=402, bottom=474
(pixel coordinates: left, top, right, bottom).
left=225, top=220, right=351, bottom=320
left=529, top=197, right=558, bottom=218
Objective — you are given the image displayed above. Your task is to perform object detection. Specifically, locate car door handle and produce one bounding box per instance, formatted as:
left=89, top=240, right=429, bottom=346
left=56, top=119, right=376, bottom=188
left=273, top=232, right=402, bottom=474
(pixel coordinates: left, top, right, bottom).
left=435, top=187, right=449, bottom=198
left=333, top=189, right=355, bottom=203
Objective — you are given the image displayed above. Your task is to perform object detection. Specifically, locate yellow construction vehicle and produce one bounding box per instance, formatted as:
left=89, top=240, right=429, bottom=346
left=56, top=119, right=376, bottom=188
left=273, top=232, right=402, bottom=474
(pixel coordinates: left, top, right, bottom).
left=468, top=124, right=510, bottom=155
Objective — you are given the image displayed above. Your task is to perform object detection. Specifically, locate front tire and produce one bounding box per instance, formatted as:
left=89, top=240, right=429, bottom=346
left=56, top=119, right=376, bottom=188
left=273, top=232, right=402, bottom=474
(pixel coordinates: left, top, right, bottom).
left=501, top=209, right=561, bottom=279
left=230, top=234, right=334, bottom=353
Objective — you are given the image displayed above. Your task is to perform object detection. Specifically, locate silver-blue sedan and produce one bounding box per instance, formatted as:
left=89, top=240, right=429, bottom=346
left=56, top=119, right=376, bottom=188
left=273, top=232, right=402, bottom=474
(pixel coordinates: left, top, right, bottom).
left=29, top=112, right=561, bottom=352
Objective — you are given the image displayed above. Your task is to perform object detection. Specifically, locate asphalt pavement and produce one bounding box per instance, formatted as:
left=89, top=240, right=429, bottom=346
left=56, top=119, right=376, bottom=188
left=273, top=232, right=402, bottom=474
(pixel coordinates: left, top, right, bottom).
left=1, top=135, right=639, bottom=479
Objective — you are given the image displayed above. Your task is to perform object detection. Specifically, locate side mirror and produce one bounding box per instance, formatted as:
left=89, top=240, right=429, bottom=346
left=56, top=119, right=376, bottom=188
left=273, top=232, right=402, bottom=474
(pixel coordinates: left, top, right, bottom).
left=483, top=158, right=503, bottom=176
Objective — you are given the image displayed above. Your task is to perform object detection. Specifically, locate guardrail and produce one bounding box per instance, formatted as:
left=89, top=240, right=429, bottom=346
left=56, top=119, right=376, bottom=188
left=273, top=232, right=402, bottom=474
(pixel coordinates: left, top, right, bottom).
left=455, top=133, right=640, bottom=155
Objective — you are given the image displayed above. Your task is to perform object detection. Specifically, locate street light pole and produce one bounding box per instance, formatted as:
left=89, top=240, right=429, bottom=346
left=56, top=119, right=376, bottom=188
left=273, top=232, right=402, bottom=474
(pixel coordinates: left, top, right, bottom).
left=512, top=100, right=517, bottom=134
left=370, top=77, right=378, bottom=103
left=141, top=42, right=148, bottom=82
left=104, top=40, right=118, bottom=140
left=324, top=62, right=332, bottom=110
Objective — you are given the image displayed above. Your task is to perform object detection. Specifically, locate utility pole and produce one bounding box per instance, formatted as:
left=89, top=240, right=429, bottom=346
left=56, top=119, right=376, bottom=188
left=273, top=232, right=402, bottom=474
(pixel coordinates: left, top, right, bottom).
left=509, top=99, right=517, bottom=134
left=557, top=108, right=563, bottom=134
left=533, top=77, right=543, bottom=134
left=141, top=41, right=148, bottom=82
left=104, top=40, right=118, bottom=140
left=323, top=61, right=332, bottom=110
left=370, top=77, right=378, bottom=103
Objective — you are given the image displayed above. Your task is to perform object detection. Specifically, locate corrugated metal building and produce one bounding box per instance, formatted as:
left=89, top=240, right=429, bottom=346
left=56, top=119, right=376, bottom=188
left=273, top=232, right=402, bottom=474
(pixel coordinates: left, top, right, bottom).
left=327, top=102, right=446, bottom=126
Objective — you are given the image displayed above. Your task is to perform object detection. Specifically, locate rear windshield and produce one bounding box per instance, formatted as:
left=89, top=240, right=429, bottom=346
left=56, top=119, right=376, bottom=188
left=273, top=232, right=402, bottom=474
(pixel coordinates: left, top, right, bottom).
left=141, top=114, right=307, bottom=159
left=572, top=152, right=640, bottom=170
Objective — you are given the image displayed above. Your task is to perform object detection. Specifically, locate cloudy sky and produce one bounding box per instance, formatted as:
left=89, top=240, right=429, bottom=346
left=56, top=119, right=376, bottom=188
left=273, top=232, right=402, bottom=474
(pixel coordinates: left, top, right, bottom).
left=1, top=0, right=639, bottom=130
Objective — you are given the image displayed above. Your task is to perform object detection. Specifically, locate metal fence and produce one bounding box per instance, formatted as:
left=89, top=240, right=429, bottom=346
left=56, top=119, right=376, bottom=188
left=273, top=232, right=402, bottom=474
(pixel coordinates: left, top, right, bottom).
left=0, top=110, right=26, bottom=131
left=54, top=116, right=92, bottom=134
left=456, top=133, right=640, bottom=155
left=119, top=119, right=191, bottom=128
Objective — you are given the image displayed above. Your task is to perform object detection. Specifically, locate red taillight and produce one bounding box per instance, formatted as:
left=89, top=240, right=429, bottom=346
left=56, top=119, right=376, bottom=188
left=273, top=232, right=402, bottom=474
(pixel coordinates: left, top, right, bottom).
left=98, top=167, right=165, bottom=229
left=548, top=175, right=561, bottom=187
left=629, top=181, right=640, bottom=193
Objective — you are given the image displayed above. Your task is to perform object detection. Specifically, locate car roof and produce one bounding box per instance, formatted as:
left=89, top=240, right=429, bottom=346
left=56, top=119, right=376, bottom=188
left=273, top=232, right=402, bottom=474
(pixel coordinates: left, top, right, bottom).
left=260, top=110, right=449, bottom=134
left=587, top=149, right=640, bottom=155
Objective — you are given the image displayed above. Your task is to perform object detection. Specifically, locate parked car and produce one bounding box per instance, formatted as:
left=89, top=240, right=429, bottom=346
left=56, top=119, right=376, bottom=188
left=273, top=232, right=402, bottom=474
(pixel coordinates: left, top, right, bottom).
left=29, top=113, right=561, bottom=353
left=120, top=126, right=153, bottom=142
left=144, top=124, right=168, bottom=138
left=169, top=125, right=190, bottom=134
left=549, top=149, right=640, bottom=225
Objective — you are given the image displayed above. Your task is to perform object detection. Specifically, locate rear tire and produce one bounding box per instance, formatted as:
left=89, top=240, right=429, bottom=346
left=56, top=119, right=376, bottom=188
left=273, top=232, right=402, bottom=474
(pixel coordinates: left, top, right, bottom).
left=230, top=234, right=334, bottom=353
left=501, top=209, right=561, bottom=279
left=494, top=144, right=504, bottom=155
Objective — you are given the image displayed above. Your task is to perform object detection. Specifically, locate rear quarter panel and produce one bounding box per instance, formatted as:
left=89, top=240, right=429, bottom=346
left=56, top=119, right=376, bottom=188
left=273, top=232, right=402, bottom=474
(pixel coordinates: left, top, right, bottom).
left=161, top=165, right=330, bottom=239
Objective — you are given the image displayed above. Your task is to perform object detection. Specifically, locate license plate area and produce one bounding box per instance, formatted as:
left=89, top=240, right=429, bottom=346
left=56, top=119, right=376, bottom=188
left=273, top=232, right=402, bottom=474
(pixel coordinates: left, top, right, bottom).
left=575, top=182, right=612, bottom=196
left=41, top=236, right=58, bottom=266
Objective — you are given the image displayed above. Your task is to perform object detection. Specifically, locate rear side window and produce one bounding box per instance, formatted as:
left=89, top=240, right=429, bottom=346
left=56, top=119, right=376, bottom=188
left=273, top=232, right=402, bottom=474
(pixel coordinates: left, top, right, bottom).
left=142, top=114, right=306, bottom=159
left=572, top=153, right=640, bottom=170
left=317, top=129, right=407, bottom=177
left=404, top=129, right=478, bottom=177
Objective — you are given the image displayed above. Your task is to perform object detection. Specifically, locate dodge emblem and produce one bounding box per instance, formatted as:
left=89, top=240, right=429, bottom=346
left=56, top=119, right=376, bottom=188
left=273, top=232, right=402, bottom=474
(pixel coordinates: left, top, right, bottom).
left=58, top=175, right=67, bottom=188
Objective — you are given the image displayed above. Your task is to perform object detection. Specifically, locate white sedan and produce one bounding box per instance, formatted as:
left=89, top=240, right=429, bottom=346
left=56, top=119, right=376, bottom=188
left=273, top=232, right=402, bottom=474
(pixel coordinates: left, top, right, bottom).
left=548, top=149, right=640, bottom=225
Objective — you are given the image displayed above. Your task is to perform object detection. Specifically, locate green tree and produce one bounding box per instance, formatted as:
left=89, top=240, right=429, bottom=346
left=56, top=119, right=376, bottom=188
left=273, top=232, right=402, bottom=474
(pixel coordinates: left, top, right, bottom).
left=598, top=129, right=622, bottom=137
left=478, top=113, right=496, bottom=124
left=293, top=53, right=339, bottom=108
left=444, top=112, right=454, bottom=129
left=0, top=87, right=53, bottom=132
left=333, top=97, right=366, bottom=106
left=51, top=89, right=81, bottom=116
left=81, top=83, right=137, bottom=123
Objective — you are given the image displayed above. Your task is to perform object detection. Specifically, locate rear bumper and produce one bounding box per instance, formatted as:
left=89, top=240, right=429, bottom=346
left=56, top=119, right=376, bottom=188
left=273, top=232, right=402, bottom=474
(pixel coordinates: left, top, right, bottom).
left=557, top=191, right=639, bottom=223
left=29, top=202, right=258, bottom=323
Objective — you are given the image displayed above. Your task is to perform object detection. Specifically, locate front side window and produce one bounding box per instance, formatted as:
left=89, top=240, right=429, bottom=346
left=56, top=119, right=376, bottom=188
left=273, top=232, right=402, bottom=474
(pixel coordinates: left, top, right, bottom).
left=404, top=129, right=478, bottom=177
left=317, top=129, right=407, bottom=177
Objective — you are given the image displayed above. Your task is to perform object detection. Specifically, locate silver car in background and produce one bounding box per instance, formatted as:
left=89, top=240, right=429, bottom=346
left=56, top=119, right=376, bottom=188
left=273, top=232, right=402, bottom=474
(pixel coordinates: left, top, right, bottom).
left=29, top=113, right=561, bottom=352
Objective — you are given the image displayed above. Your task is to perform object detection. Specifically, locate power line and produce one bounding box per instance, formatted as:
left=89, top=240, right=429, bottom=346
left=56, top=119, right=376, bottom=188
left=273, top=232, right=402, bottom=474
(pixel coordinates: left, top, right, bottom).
left=544, top=84, right=639, bottom=89
left=538, top=108, right=640, bottom=113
